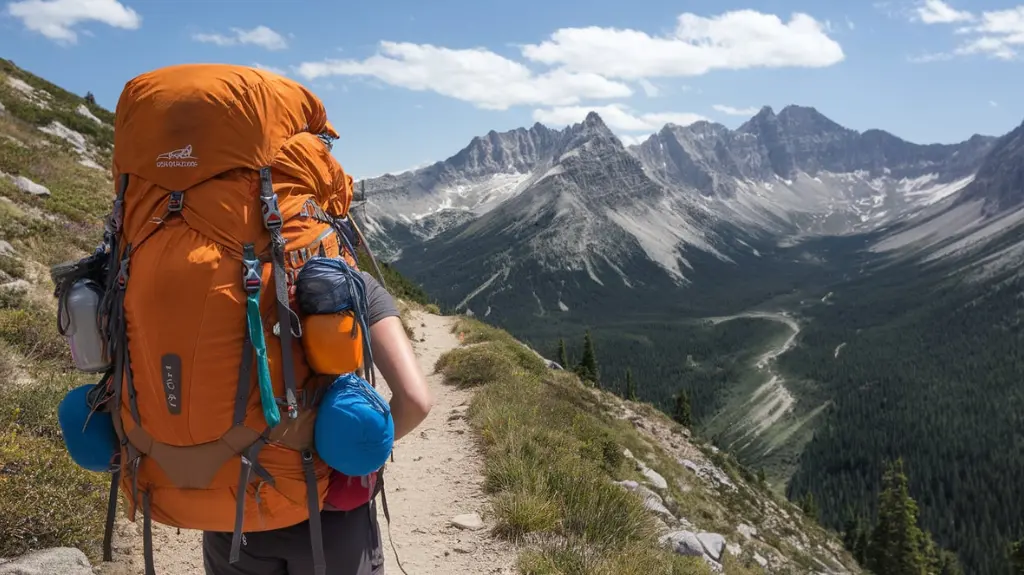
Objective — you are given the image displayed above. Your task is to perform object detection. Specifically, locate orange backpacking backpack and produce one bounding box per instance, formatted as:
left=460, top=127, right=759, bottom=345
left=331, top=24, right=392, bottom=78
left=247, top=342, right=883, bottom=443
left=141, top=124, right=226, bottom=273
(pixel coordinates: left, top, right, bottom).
left=84, top=63, right=375, bottom=575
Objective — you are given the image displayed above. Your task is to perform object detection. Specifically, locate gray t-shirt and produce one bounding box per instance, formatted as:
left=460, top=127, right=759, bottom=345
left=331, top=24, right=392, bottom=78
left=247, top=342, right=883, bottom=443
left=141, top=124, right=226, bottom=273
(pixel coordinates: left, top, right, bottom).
left=360, top=271, right=399, bottom=326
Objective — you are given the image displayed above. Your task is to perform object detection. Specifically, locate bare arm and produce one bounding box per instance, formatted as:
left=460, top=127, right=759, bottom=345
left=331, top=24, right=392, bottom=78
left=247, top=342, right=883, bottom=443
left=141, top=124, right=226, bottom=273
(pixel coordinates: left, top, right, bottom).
left=370, top=315, right=433, bottom=441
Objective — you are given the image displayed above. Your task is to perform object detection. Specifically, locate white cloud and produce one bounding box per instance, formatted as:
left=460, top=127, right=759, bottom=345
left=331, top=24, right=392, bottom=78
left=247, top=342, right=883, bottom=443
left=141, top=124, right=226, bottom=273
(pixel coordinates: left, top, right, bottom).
left=990, top=100, right=999, bottom=107
left=295, top=9, right=842, bottom=111
left=912, top=5, right=1024, bottom=61
left=252, top=62, right=288, bottom=76
left=532, top=104, right=707, bottom=133
left=907, top=51, right=955, bottom=63
left=638, top=79, right=661, bottom=97
left=713, top=104, right=760, bottom=116
left=953, top=7, right=1024, bottom=60
left=519, top=10, right=844, bottom=80
left=617, top=134, right=648, bottom=147
left=6, top=0, right=140, bottom=43
left=914, top=0, right=974, bottom=24
left=193, top=25, right=288, bottom=51
left=295, top=41, right=633, bottom=110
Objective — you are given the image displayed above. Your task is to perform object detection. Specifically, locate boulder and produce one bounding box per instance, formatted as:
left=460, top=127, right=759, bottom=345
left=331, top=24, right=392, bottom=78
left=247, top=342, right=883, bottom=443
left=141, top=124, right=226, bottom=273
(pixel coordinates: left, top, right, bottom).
left=660, top=530, right=705, bottom=557
left=0, top=547, right=93, bottom=575
left=697, top=532, right=726, bottom=561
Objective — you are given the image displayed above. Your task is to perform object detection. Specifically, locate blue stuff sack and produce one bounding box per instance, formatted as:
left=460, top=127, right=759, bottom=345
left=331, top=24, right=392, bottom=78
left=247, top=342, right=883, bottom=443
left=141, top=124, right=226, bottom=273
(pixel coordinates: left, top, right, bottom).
left=57, top=384, right=119, bottom=473
left=315, top=373, right=394, bottom=477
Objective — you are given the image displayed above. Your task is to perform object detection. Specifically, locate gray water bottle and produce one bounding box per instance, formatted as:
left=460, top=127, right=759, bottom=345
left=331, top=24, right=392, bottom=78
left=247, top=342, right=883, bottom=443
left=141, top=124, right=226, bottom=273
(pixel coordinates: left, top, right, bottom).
left=60, top=279, right=111, bottom=372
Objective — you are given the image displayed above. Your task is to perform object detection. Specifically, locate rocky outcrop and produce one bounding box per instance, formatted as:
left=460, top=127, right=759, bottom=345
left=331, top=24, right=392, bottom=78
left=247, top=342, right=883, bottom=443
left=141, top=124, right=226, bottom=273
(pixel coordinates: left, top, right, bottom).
left=603, top=395, right=858, bottom=574
left=0, top=548, right=94, bottom=575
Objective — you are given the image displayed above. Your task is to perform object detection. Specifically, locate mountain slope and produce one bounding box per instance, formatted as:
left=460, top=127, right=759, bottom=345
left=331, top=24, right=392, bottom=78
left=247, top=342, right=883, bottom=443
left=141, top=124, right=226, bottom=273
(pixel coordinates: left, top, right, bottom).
left=363, top=105, right=1024, bottom=574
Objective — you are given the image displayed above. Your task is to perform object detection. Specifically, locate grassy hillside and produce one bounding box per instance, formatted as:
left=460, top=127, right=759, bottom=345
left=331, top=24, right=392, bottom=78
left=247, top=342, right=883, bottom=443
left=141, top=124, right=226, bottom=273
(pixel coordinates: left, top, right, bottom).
left=0, top=58, right=116, bottom=559
left=437, top=315, right=861, bottom=574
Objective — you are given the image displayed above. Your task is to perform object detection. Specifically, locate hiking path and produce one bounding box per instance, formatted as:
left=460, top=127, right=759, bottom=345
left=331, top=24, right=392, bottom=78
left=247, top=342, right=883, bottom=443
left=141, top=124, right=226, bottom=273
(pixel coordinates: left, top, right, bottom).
left=97, top=309, right=515, bottom=575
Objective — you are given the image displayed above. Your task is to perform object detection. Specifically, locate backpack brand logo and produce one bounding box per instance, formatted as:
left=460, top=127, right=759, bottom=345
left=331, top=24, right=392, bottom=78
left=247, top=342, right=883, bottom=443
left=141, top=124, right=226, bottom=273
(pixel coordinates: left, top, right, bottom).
left=160, top=353, right=182, bottom=415
left=156, top=145, right=198, bottom=168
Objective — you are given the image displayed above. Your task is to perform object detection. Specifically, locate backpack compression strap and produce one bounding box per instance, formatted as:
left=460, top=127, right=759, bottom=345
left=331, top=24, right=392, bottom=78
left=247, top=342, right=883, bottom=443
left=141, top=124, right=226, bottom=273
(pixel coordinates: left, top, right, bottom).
left=257, top=166, right=327, bottom=575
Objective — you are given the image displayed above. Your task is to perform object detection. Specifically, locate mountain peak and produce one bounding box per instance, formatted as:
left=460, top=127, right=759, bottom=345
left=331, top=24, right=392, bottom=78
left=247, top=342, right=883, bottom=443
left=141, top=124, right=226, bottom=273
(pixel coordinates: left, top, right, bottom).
left=584, top=111, right=607, bottom=130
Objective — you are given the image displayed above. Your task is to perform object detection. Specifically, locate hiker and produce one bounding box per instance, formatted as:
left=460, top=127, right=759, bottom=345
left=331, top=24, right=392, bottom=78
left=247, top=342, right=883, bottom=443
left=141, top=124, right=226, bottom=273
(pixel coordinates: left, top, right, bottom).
left=201, top=268, right=433, bottom=575
left=50, top=63, right=431, bottom=575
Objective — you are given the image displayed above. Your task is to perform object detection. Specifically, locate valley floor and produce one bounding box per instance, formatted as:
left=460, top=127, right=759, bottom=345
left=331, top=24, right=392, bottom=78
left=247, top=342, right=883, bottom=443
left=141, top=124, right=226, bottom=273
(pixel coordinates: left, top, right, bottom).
left=96, top=309, right=515, bottom=575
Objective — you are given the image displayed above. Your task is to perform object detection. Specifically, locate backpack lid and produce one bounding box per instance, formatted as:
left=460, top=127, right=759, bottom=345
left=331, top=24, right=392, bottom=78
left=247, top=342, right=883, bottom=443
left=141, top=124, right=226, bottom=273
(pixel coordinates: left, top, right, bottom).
left=113, top=63, right=338, bottom=192
left=57, top=384, right=119, bottom=473
left=314, top=373, right=394, bottom=477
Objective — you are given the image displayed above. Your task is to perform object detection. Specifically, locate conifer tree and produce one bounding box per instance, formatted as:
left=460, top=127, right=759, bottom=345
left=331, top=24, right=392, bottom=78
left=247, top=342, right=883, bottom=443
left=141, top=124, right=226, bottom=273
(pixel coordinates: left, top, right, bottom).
left=625, top=367, right=637, bottom=401
left=869, top=458, right=929, bottom=575
left=672, top=391, right=692, bottom=427
left=557, top=338, right=568, bottom=368
left=1010, top=538, right=1024, bottom=575
left=574, top=330, right=599, bottom=385
left=801, top=491, right=820, bottom=520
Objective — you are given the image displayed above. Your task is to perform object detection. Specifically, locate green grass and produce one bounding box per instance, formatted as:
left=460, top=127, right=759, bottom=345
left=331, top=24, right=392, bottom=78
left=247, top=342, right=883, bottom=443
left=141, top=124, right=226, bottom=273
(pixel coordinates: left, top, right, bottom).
left=0, top=59, right=116, bottom=562
left=435, top=320, right=720, bottom=573
left=436, top=315, right=860, bottom=574
left=0, top=326, right=109, bottom=560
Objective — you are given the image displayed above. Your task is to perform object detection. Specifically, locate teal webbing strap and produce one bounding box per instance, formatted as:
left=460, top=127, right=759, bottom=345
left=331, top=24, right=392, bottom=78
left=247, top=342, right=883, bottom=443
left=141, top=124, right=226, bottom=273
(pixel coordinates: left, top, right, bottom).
left=242, top=244, right=280, bottom=428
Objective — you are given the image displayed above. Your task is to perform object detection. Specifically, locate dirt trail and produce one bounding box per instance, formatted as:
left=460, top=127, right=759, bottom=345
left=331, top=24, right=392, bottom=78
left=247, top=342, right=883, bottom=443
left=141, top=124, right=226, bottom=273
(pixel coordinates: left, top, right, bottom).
left=97, top=309, right=515, bottom=575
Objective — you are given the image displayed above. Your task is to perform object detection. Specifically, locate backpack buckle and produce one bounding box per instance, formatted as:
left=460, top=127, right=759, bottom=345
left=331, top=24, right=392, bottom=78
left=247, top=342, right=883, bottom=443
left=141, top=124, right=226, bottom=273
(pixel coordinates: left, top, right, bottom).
left=260, top=194, right=283, bottom=231
left=242, top=245, right=262, bottom=293
left=167, top=191, right=184, bottom=213
left=242, top=260, right=261, bottom=293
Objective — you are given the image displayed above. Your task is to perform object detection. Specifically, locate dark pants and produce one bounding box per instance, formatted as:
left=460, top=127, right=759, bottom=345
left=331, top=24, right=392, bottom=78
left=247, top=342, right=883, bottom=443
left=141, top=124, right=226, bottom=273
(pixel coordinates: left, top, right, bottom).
left=202, top=501, right=385, bottom=575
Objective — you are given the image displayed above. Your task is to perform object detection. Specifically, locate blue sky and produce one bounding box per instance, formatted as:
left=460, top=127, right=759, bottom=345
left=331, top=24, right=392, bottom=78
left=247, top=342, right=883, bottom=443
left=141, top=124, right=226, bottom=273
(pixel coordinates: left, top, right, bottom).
left=1, top=0, right=1021, bottom=178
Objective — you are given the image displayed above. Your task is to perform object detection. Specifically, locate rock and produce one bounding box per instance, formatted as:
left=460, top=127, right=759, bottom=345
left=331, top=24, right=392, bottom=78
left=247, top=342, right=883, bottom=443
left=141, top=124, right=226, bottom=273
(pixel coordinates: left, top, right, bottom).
left=736, top=523, right=758, bottom=540
left=640, top=465, right=668, bottom=491
left=450, top=513, right=484, bottom=530
left=651, top=517, right=673, bottom=534
left=614, top=480, right=676, bottom=522
left=622, top=448, right=635, bottom=460
left=659, top=530, right=705, bottom=557
left=0, top=241, right=14, bottom=257
left=702, top=555, right=724, bottom=573
left=678, top=457, right=736, bottom=491
left=0, top=547, right=93, bottom=575
left=725, top=543, right=742, bottom=557
left=753, top=552, right=769, bottom=568
left=696, top=532, right=726, bottom=562
left=0, top=279, right=31, bottom=295
left=12, top=175, right=50, bottom=197
left=452, top=542, right=477, bottom=554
